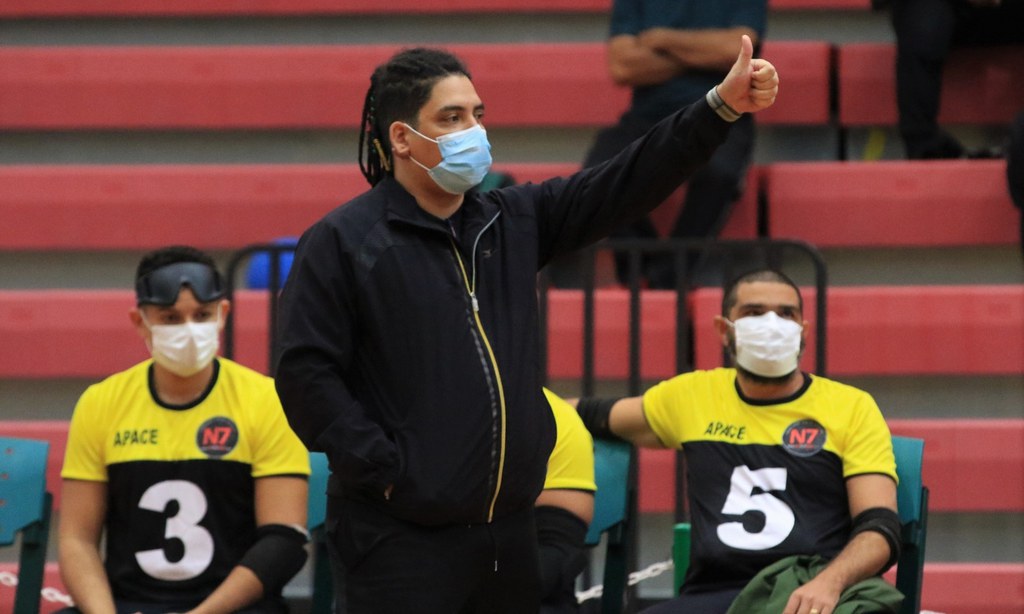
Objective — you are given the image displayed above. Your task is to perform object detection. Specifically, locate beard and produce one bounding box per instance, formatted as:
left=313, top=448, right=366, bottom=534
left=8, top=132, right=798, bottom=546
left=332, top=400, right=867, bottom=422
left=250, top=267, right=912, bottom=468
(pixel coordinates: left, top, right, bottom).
left=726, top=333, right=803, bottom=384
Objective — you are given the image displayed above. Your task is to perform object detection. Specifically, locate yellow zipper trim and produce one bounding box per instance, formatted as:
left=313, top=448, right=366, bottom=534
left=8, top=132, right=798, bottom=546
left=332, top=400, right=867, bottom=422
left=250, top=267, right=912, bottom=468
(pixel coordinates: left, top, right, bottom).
left=450, top=238, right=507, bottom=523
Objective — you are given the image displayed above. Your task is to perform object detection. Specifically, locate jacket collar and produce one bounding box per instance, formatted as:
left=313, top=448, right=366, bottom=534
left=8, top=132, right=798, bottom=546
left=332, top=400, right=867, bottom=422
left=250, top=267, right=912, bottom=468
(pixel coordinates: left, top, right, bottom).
left=378, top=177, right=500, bottom=234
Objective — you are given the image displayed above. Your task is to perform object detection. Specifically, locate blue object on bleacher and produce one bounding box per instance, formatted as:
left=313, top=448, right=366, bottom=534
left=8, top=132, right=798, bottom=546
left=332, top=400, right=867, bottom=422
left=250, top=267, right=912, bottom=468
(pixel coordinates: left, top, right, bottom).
left=245, top=237, right=298, bottom=290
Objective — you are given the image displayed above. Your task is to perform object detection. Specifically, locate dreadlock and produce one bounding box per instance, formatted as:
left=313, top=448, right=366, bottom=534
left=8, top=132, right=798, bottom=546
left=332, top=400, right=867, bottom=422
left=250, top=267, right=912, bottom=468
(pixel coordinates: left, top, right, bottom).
left=358, top=47, right=472, bottom=187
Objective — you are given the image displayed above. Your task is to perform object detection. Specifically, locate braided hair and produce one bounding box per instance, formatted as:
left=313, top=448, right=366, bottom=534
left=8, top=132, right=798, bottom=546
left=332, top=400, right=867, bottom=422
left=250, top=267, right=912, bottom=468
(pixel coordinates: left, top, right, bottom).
left=358, top=48, right=472, bottom=187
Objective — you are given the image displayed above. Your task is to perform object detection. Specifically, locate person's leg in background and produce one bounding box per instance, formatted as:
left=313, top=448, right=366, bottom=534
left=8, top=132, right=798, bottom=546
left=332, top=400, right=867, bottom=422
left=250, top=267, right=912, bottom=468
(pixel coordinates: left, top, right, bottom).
left=546, top=114, right=652, bottom=288
left=1007, top=110, right=1024, bottom=261
left=648, top=114, right=755, bottom=288
left=891, top=0, right=961, bottom=159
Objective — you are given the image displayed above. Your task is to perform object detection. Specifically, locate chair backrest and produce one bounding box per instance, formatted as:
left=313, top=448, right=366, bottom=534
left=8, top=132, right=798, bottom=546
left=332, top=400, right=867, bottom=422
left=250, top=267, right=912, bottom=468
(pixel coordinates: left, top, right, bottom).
left=0, top=437, right=53, bottom=614
left=891, top=435, right=928, bottom=614
left=585, top=438, right=636, bottom=614
left=306, top=451, right=333, bottom=614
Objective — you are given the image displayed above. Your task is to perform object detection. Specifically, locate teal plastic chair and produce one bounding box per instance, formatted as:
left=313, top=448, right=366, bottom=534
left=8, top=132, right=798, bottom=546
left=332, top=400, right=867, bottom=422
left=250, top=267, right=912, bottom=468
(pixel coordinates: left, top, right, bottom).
left=0, top=437, right=52, bottom=614
left=672, top=435, right=929, bottom=613
left=585, top=438, right=636, bottom=614
left=307, top=451, right=333, bottom=614
left=891, top=435, right=928, bottom=614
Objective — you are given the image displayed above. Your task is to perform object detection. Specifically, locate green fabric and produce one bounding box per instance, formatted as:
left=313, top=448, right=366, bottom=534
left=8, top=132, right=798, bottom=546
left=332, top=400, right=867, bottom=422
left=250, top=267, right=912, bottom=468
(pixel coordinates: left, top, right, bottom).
left=726, top=555, right=904, bottom=614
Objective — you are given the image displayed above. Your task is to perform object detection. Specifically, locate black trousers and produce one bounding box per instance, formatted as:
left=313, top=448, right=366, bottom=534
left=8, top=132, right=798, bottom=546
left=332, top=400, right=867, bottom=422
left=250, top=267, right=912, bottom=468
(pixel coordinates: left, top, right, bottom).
left=891, top=0, right=1024, bottom=158
left=327, top=496, right=541, bottom=614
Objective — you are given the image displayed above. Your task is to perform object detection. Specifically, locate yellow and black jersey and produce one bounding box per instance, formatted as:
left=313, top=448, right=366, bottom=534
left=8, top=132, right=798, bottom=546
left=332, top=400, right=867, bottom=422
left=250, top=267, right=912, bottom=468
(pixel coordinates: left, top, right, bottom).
left=643, top=368, right=896, bottom=593
left=62, top=358, right=310, bottom=604
left=542, top=389, right=596, bottom=493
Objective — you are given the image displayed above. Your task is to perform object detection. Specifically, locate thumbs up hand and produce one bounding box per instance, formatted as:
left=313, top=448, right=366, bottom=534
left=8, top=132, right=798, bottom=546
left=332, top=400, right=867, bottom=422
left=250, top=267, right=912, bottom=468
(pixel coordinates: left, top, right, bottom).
left=716, top=34, right=778, bottom=115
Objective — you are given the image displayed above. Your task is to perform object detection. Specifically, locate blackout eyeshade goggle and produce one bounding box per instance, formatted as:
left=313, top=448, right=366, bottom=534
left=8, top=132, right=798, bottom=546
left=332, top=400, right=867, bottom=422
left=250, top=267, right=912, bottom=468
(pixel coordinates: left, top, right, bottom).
left=135, top=262, right=226, bottom=306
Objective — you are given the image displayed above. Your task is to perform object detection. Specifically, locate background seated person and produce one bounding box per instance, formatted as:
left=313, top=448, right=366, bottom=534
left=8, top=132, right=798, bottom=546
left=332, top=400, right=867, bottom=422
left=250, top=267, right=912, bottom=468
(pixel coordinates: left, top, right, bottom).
left=575, top=269, right=902, bottom=614
left=58, top=245, right=311, bottom=614
left=538, top=388, right=597, bottom=613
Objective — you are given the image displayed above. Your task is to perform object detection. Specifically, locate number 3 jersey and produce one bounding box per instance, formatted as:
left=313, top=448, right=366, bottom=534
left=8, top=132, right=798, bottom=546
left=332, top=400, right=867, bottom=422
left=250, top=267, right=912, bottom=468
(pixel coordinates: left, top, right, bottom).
left=642, top=368, right=897, bottom=593
left=61, top=358, right=311, bottom=604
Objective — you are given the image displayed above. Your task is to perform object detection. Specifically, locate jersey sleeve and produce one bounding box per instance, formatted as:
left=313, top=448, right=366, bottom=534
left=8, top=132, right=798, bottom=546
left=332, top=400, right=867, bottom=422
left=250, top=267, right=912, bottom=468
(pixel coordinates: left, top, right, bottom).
left=841, top=391, right=897, bottom=482
left=542, top=389, right=596, bottom=492
left=641, top=375, right=692, bottom=448
left=61, top=384, right=109, bottom=482
left=250, top=381, right=312, bottom=479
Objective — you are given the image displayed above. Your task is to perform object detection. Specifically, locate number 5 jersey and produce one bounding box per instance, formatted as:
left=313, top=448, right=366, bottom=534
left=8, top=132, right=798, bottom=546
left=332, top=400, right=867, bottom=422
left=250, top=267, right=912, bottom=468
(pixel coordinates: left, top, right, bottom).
left=642, top=368, right=897, bottom=593
left=62, top=358, right=311, bottom=604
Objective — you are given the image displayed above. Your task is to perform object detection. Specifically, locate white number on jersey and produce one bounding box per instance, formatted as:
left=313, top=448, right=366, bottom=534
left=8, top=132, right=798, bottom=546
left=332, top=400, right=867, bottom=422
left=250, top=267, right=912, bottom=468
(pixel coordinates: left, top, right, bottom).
left=134, top=480, right=215, bottom=581
left=716, top=465, right=795, bottom=550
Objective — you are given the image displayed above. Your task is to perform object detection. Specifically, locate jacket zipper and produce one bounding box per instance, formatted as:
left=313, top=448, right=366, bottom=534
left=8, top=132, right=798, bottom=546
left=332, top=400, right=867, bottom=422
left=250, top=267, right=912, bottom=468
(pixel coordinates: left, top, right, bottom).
left=448, top=212, right=506, bottom=522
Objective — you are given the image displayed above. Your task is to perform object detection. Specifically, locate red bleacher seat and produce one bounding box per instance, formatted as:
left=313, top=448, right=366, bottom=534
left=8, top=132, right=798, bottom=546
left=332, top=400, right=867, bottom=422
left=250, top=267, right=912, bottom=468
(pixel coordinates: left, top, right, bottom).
left=692, top=285, right=1024, bottom=376
left=0, top=42, right=829, bottom=131
left=0, top=0, right=864, bottom=18
left=0, top=163, right=577, bottom=251
left=0, top=0, right=611, bottom=17
left=838, top=42, right=1024, bottom=127
left=5, top=285, right=1022, bottom=379
left=766, top=160, right=1019, bottom=247
left=886, top=563, right=1024, bottom=614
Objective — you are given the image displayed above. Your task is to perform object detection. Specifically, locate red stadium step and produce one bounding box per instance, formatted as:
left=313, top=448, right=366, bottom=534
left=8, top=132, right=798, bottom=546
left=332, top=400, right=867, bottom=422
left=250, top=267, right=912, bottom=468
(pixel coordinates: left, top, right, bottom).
left=888, top=419, right=1024, bottom=513
left=0, top=42, right=829, bottom=130
left=0, top=162, right=755, bottom=251
left=765, top=160, right=1019, bottom=247
left=691, top=285, right=1024, bottom=376
left=886, top=563, right=1024, bottom=614
left=0, top=163, right=577, bottom=251
left=3, top=285, right=1022, bottom=379
left=838, top=42, right=1024, bottom=127
left=0, top=0, right=865, bottom=18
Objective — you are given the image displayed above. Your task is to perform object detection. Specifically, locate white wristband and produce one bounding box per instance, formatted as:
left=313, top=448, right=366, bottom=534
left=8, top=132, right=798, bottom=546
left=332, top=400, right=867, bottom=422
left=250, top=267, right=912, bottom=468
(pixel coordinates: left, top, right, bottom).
left=706, top=86, right=742, bottom=122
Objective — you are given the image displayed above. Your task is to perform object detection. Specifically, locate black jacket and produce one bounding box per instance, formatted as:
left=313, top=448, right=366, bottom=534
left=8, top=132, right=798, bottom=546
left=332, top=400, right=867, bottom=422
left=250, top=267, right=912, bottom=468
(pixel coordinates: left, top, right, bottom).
left=275, top=101, right=730, bottom=526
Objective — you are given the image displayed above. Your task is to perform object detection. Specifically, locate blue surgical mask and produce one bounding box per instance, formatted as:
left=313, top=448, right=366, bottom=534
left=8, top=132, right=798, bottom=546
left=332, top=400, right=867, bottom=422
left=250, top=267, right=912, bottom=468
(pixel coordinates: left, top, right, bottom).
left=404, top=123, right=493, bottom=194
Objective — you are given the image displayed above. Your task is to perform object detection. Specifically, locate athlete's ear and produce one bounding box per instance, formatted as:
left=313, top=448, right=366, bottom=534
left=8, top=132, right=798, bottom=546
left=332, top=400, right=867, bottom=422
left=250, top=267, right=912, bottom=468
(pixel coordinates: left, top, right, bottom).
left=130, top=306, right=150, bottom=343
left=217, top=299, right=231, bottom=331
left=713, top=315, right=731, bottom=347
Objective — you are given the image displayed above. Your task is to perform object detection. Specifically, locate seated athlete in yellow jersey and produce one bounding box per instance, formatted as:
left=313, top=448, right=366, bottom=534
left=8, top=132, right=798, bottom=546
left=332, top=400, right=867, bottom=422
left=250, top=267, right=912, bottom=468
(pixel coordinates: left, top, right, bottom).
left=58, top=246, right=311, bottom=614
left=537, top=388, right=597, bottom=613
left=574, top=269, right=901, bottom=614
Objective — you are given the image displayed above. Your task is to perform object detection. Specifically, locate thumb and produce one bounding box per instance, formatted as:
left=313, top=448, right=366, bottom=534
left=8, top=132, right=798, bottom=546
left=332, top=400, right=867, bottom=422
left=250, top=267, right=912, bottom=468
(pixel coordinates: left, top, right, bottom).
left=734, top=34, right=753, bottom=71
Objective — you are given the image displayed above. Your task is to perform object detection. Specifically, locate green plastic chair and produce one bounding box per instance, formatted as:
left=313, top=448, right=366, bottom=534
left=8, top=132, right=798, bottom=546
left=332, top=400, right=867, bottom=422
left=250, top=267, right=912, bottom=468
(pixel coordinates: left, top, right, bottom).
left=585, top=438, right=636, bottom=614
left=673, top=435, right=928, bottom=613
left=891, top=435, right=928, bottom=614
left=0, top=437, right=52, bottom=614
left=307, top=451, right=333, bottom=614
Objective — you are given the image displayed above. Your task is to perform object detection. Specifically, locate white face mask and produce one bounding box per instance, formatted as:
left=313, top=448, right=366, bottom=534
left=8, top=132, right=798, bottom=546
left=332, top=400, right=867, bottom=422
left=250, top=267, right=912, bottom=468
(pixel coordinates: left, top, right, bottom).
left=729, top=311, right=803, bottom=378
left=143, top=314, right=221, bottom=377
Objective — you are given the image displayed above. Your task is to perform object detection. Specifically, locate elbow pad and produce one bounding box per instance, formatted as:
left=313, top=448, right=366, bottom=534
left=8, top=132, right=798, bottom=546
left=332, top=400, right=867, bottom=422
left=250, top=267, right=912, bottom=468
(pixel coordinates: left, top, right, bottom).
left=535, top=505, right=589, bottom=599
left=850, top=507, right=902, bottom=574
left=575, top=397, right=621, bottom=441
left=238, top=523, right=310, bottom=595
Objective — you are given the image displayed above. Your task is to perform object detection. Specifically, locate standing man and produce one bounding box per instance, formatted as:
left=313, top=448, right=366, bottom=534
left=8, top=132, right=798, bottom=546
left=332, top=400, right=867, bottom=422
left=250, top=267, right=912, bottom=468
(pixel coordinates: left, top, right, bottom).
left=557, top=0, right=767, bottom=288
left=574, top=270, right=903, bottom=614
left=274, top=42, right=778, bottom=614
left=59, top=246, right=310, bottom=614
